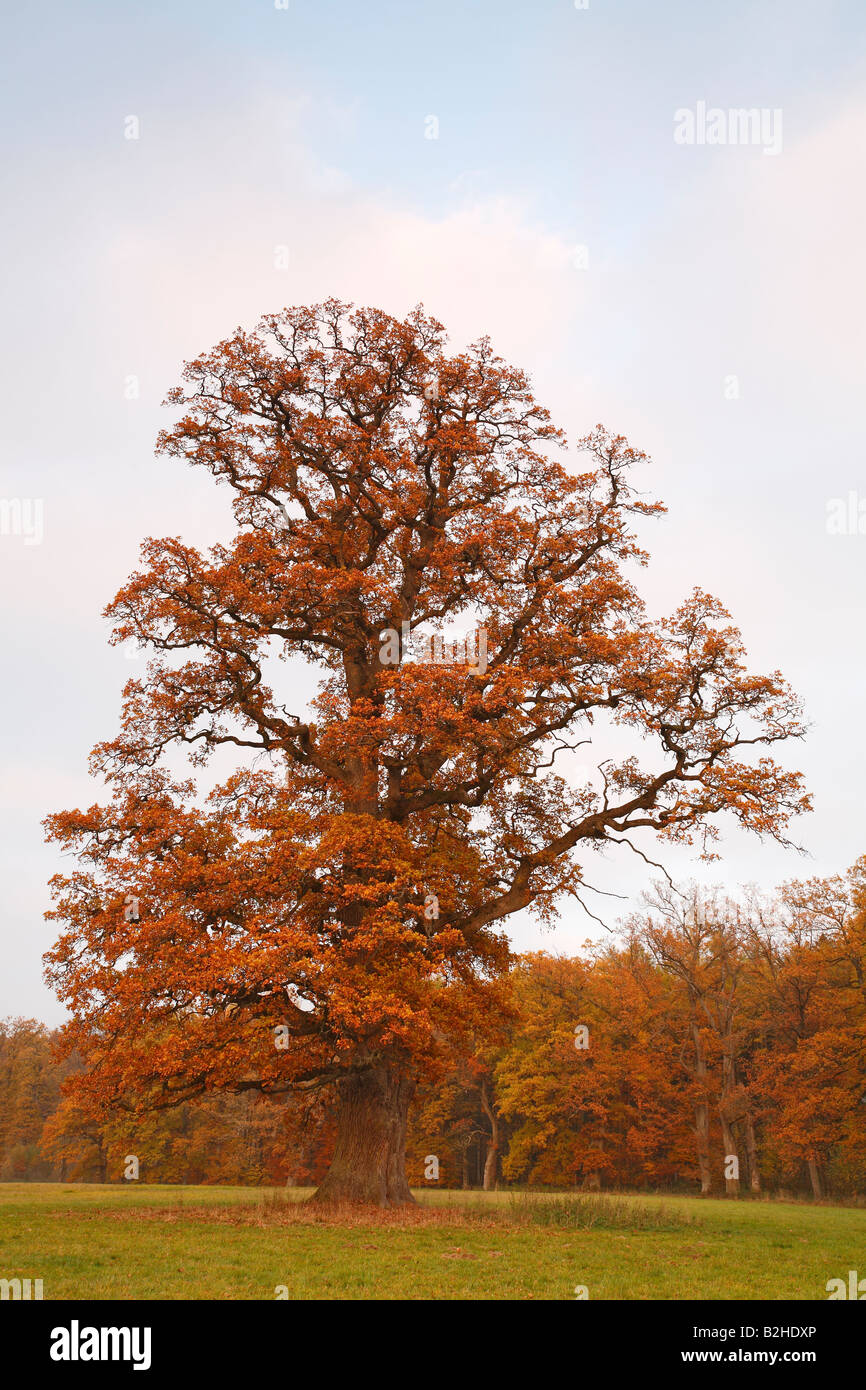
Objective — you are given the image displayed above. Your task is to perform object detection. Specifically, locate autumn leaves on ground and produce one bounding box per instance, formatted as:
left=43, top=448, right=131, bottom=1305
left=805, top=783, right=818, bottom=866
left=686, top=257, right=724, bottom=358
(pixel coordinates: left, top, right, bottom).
left=3, top=1185, right=863, bottom=1300
left=17, top=301, right=864, bottom=1298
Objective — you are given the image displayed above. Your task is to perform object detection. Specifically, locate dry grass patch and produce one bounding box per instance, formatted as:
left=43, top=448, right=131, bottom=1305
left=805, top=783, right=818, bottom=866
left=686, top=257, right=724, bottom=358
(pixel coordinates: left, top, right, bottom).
left=120, top=1190, right=698, bottom=1233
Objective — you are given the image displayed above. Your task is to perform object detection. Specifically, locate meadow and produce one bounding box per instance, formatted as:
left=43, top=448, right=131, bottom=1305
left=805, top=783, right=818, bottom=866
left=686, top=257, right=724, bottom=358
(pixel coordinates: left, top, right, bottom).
left=1, top=1184, right=863, bottom=1300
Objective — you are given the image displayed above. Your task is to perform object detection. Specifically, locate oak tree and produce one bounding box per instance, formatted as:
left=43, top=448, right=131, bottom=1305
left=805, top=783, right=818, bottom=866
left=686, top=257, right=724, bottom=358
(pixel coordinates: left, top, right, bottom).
left=45, top=300, right=809, bottom=1205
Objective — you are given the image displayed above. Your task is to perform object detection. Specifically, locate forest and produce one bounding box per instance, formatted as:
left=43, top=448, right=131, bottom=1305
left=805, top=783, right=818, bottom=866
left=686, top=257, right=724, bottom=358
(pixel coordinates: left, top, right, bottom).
left=8, top=862, right=866, bottom=1201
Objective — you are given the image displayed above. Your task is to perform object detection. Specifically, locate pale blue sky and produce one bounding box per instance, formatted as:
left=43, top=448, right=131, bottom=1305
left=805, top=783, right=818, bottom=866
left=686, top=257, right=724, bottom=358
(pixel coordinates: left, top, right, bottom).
left=3, top=0, right=866, bottom=1021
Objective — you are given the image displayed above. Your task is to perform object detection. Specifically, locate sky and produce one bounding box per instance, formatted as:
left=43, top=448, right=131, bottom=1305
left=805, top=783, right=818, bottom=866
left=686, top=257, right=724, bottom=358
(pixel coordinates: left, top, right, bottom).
left=2, top=0, right=866, bottom=1023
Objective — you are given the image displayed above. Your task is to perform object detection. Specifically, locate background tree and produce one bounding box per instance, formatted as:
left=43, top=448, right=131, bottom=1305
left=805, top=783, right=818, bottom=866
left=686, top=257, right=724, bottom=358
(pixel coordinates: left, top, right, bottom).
left=407, top=1055, right=501, bottom=1190
left=44, top=300, right=809, bottom=1206
left=40, top=1094, right=110, bottom=1183
left=0, top=1020, right=72, bottom=1181
left=496, top=949, right=693, bottom=1189
left=637, top=887, right=764, bottom=1196
left=749, top=865, right=866, bottom=1197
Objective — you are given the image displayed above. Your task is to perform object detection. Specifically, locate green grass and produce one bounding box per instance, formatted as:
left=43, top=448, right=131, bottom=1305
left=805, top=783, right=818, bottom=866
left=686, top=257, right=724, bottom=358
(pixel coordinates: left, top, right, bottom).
left=0, top=1183, right=863, bottom=1300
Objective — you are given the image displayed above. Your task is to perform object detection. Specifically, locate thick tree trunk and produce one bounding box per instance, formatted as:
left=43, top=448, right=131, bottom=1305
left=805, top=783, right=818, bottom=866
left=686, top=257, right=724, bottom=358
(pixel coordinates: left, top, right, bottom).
left=312, top=1067, right=415, bottom=1207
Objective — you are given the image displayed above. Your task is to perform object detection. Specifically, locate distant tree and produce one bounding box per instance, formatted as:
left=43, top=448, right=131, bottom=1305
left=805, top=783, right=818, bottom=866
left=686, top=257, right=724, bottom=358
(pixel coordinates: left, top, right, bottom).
left=749, top=864, right=866, bottom=1197
left=636, top=887, right=764, bottom=1196
left=408, top=1047, right=508, bottom=1191
left=40, top=1095, right=109, bottom=1183
left=494, top=949, right=692, bottom=1190
left=0, top=1019, right=70, bottom=1181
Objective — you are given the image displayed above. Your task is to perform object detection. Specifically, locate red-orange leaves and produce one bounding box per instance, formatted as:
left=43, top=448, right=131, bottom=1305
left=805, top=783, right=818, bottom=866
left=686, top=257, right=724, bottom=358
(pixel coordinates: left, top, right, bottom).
left=44, top=302, right=809, bottom=1202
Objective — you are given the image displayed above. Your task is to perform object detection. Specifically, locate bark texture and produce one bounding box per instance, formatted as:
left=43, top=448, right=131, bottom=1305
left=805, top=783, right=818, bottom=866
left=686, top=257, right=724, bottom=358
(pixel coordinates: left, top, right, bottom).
left=313, top=1067, right=415, bottom=1206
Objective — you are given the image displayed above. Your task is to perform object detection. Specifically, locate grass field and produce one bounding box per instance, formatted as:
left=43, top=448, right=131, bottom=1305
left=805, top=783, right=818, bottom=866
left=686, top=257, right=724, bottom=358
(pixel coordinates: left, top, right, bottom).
left=1, top=1184, right=863, bottom=1300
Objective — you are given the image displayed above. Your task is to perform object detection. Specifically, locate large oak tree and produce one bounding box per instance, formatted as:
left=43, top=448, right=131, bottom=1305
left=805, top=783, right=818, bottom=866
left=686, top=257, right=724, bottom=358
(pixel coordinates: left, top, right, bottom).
left=45, top=301, right=809, bottom=1204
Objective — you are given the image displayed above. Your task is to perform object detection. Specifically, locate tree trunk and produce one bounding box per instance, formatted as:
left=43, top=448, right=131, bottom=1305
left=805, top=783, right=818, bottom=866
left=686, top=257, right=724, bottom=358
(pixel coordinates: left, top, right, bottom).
left=719, top=1114, right=740, bottom=1196
left=743, top=1111, right=762, bottom=1194
left=690, top=1020, right=713, bottom=1194
left=695, top=1101, right=712, bottom=1193
left=312, top=1066, right=415, bottom=1207
left=807, top=1159, right=823, bottom=1200
left=718, top=1038, right=740, bottom=1196
left=482, top=1141, right=498, bottom=1191
left=480, top=1079, right=500, bottom=1192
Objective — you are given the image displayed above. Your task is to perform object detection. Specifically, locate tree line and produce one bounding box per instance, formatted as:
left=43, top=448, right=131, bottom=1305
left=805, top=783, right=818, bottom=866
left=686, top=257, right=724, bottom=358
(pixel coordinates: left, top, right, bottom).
left=7, top=862, right=866, bottom=1198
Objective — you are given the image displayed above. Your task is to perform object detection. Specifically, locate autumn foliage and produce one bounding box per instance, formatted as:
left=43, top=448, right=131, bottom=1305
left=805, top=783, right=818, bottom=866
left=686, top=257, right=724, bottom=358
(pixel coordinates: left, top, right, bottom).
left=11, top=863, right=866, bottom=1195
left=43, top=301, right=810, bottom=1205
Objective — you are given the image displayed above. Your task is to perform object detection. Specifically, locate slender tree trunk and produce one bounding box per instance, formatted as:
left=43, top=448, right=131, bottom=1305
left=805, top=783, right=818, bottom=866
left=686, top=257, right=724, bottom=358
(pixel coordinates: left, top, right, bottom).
left=718, top=1035, right=741, bottom=1196
left=690, top=1020, right=713, bottom=1194
left=719, top=1114, right=740, bottom=1196
left=312, top=1066, right=415, bottom=1207
left=461, top=1146, right=471, bottom=1190
left=807, top=1159, right=823, bottom=1200
left=482, top=1143, right=498, bottom=1191
left=695, top=1101, right=712, bottom=1193
left=480, top=1079, right=500, bottom=1192
left=743, top=1111, right=762, bottom=1194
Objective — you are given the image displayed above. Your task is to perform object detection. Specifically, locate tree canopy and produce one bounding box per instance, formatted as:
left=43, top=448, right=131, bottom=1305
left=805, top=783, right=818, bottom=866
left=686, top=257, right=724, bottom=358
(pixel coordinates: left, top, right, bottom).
left=44, top=300, right=809, bottom=1204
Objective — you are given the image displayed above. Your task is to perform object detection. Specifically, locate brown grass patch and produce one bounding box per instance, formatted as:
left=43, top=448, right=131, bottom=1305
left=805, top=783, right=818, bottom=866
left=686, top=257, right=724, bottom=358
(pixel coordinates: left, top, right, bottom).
left=89, top=1191, right=696, bottom=1234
